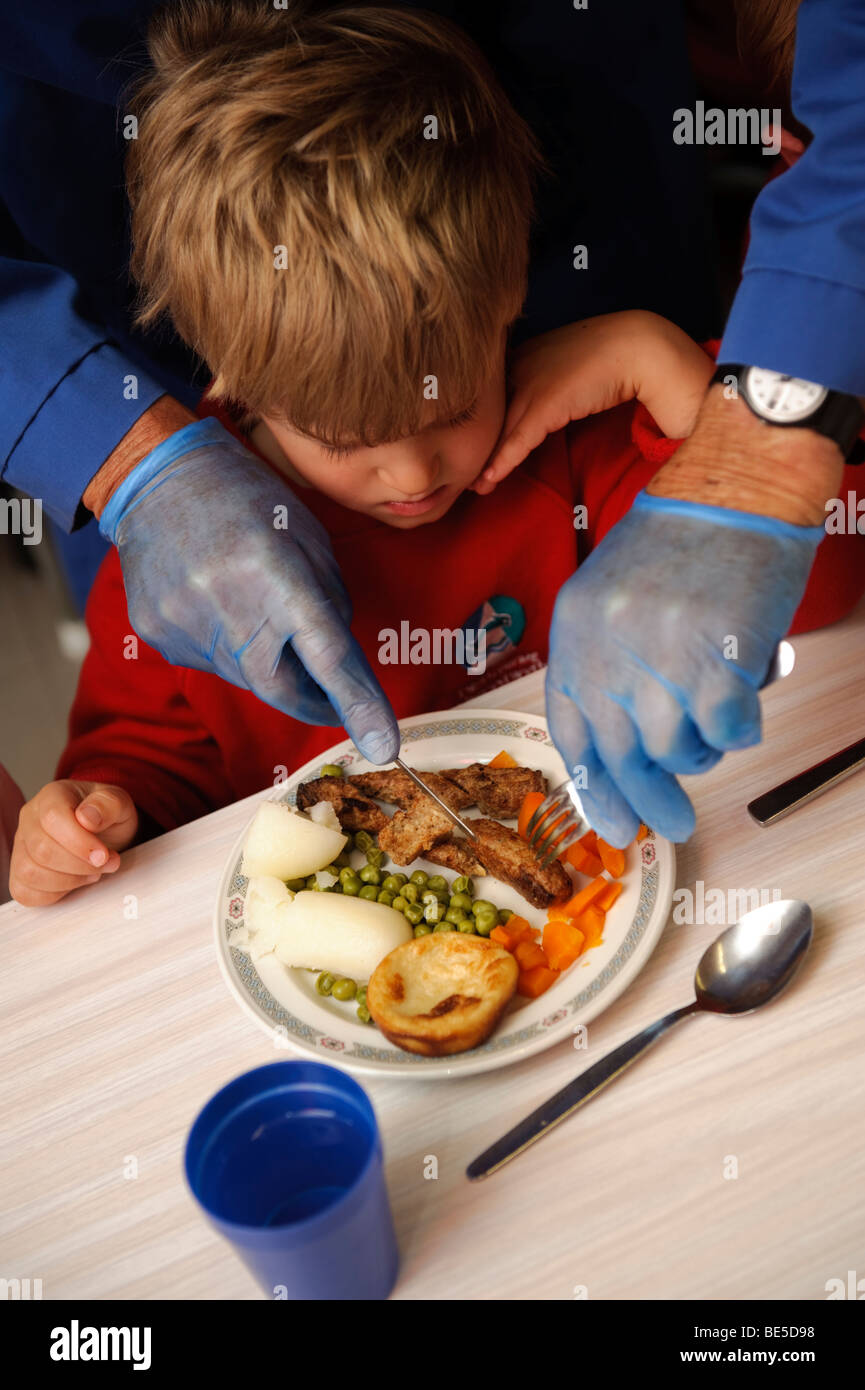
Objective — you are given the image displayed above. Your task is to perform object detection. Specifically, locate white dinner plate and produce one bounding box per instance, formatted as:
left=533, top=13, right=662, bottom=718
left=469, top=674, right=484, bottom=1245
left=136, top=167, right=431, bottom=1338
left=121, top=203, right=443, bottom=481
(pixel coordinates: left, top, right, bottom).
left=214, top=707, right=675, bottom=1078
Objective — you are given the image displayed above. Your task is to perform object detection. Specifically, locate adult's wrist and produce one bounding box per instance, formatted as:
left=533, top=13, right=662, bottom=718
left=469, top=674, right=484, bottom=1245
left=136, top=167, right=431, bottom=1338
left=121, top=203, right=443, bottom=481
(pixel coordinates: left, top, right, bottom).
left=83, top=394, right=197, bottom=519
left=646, top=384, right=845, bottom=527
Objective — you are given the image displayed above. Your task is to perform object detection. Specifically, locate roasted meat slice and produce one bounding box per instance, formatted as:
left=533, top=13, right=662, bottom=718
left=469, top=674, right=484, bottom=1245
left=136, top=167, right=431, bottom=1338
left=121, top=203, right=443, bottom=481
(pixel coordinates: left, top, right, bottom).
left=425, top=836, right=487, bottom=878
left=468, top=817, right=571, bottom=910
left=438, top=763, right=546, bottom=817
left=377, top=771, right=473, bottom=864
left=348, top=767, right=474, bottom=810
left=295, top=777, right=388, bottom=833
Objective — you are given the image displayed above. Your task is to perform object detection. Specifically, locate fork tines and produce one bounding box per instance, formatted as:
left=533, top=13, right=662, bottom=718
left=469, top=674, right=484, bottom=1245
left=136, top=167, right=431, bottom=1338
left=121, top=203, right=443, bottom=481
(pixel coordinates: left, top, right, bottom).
left=525, top=781, right=585, bottom=869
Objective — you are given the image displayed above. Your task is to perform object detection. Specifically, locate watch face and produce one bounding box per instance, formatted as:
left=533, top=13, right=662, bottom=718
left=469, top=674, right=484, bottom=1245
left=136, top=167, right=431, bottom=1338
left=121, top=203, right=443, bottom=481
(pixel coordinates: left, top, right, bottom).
left=744, top=368, right=828, bottom=423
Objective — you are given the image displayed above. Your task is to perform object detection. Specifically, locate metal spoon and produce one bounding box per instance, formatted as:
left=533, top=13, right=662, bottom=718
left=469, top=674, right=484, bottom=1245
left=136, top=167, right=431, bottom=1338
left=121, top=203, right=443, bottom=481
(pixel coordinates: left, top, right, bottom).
left=467, top=898, right=813, bottom=1179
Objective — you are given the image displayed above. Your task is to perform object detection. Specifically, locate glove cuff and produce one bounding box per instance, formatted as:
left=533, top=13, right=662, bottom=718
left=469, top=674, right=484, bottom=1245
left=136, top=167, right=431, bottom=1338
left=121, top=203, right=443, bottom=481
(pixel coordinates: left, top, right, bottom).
left=631, top=489, right=825, bottom=549
left=98, top=418, right=231, bottom=543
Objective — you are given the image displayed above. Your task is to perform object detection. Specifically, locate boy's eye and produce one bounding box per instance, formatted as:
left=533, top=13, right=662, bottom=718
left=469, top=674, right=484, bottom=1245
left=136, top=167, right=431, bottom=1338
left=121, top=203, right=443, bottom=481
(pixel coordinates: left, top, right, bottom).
left=321, top=443, right=358, bottom=460
left=447, top=403, right=478, bottom=428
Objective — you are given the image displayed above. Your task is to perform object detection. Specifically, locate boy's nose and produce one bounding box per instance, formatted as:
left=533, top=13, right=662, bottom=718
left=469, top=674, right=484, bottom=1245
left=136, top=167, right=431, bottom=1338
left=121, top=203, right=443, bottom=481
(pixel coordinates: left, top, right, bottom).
left=377, top=451, right=441, bottom=498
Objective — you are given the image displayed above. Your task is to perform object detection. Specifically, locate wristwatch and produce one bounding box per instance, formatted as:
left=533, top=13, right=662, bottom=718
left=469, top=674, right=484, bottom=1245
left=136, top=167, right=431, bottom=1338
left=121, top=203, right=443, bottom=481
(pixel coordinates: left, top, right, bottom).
left=712, top=363, right=865, bottom=463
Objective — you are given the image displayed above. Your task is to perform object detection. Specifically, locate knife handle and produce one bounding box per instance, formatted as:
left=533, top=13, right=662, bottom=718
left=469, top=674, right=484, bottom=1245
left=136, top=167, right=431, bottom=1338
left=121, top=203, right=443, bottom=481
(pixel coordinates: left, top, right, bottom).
left=466, top=1001, right=698, bottom=1180
left=747, top=736, right=865, bottom=827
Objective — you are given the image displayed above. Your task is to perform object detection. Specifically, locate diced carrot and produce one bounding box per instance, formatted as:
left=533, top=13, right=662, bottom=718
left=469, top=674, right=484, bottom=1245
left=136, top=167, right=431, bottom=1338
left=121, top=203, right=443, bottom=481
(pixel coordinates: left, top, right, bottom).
left=578, top=829, right=599, bottom=853
left=514, top=938, right=549, bottom=971
left=487, top=749, right=519, bottom=770
left=517, top=965, right=560, bottom=998
left=574, top=905, right=606, bottom=950
left=596, top=879, right=623, bottom=912
left=636, top=824, right=649, bottom=842
left=542, top=918, right=586, bottom=971
left=597, top=839, right=626, bottom=878
left=490, top=915, right=534, bottom=950
left=558, top=875, right=608, bottom=919
left=562, top=842, right=603, bottom=877
left=517, top=791, right=545, bottom=841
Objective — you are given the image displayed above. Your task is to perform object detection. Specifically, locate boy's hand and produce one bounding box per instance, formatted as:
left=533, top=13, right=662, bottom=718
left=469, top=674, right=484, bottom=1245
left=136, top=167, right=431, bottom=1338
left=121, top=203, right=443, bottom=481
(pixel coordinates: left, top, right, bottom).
left=10, top=781, right=138, bottom=907
left=471, top=311, right=714, bottom=494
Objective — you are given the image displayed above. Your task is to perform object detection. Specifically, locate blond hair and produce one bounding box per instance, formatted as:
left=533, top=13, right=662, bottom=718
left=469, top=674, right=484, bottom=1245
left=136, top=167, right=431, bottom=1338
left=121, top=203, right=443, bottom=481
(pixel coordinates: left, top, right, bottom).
left=125, top=1, right=541, bottom=442
left=735, top=0, right=799, bottom=92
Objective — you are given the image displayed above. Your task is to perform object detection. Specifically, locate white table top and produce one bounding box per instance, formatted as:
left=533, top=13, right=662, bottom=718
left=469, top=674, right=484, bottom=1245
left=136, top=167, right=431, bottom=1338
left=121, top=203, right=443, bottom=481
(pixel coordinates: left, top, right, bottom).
left=2, top=603, right=864, bottom=1301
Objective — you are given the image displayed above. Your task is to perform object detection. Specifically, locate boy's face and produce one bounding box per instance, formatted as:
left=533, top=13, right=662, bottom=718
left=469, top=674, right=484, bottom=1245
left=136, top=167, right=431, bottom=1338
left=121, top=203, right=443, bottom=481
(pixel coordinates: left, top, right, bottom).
left=261, top=353, right=505, bottom=528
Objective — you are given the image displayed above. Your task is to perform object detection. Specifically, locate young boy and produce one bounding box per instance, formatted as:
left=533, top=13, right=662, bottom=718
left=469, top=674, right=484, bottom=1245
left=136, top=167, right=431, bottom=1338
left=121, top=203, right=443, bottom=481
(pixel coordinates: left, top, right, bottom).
left=9, top=1, right=860, bottom=905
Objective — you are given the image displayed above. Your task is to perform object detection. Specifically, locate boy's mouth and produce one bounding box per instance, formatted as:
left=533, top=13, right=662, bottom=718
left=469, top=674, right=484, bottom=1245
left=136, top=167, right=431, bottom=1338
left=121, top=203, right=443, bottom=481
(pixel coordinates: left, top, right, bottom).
left=382, top=483, right=450, bottom=516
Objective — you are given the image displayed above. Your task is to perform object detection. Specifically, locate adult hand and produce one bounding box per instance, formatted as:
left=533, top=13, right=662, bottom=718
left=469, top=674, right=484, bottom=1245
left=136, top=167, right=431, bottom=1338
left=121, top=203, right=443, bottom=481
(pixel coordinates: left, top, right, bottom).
left=546, top=490, right=824, bottom=846
left=546, top=384, right=844, bottom=846
left=97, top=418, right=400, bottom=763
left=471, top=312, right=713, bottom=495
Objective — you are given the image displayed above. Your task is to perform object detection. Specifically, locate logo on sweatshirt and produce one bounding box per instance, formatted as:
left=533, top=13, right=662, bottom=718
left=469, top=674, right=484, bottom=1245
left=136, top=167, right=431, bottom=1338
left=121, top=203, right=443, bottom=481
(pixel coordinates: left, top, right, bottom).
left=460, top=595, right=525, bottom=672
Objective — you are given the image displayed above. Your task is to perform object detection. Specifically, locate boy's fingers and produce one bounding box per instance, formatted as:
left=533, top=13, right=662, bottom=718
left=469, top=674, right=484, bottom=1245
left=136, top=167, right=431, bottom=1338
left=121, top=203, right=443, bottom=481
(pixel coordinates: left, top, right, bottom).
left=75, top=785, right=136, bottom=832
left=20, top=824, right=118, bottom=877
left=10, top=856, right=100, bottom=905
left=472, top=405, right=537, bottom=494
left=34, top=781, right=122, bottom=869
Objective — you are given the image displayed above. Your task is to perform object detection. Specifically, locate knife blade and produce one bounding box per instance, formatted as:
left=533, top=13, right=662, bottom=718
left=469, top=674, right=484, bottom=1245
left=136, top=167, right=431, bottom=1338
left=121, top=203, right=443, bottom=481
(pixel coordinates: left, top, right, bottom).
left=394, top=756, right=477, bottom=839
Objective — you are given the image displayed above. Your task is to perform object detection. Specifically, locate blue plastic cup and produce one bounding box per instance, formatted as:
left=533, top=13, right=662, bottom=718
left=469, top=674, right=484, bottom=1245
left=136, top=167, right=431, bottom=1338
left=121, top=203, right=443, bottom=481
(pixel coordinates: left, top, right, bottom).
left=184, top=1060, right=398, bottom=1300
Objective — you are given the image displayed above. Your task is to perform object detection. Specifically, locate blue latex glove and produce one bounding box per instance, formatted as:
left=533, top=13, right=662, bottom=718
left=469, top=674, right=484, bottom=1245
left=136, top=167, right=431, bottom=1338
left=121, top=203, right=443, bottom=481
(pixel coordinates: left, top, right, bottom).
left=546, top=490, right=824, bottom=846
left=99, top=419, right=400, bottom=762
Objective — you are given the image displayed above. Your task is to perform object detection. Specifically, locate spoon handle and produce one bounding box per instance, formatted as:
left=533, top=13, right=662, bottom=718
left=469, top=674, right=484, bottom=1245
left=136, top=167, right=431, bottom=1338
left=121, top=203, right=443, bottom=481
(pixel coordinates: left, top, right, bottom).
left=467, top=1001, right=699, bottom=1180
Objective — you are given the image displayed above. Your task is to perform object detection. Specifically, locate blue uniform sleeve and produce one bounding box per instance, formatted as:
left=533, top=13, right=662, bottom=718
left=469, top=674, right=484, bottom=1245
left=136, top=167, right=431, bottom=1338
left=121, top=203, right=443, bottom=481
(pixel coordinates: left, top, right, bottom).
left=0, top=260, right=169, bottom=531
left=721, top=0, right=865, bottom=394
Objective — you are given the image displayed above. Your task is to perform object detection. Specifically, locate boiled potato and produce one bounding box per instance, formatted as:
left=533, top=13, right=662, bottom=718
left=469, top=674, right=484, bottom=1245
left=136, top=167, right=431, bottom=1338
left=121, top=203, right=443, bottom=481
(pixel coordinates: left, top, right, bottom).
left=273, top=891, right=412, bottom=982
left=241, top=801, right=347, bottom=880
left=242, top=876, right=295, bottom=959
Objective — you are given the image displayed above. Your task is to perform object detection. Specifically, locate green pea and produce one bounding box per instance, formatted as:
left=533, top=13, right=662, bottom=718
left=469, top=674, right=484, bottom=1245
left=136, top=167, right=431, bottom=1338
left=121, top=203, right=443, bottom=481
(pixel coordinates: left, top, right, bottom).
left=331, top=977, right=357, bottom=1001
left=341, top=873, right=362, bottom=896
left=366, top=848, right=385, bottom=870
left=315, top=972, right=336, bottom=996
left=453, top=876, right=473, bottom=896
left=401, top=883, right=419, bottom=905
left=377, top=890, right=395, bottom=907
left=409, top=870, right=429, bottom=888
left=341, top=831, right=356, bottom=852
left=329, top=882, right=343, bottom=894
left=332, top=849, right=351, bottom=868
left=359, top=864, right=381, bottom=885
left=474, top=908, right=498, bottom=936
left=449, top=892, right=473, bottom=913
left=405, top=903, right=424, bottom=925
left=323, top=863, right=342, bottom=877
left=423, top=900, right=446, bottom=924
left=356, top=986, right=367, bottom=1008
left=497, top=907, right=514, bottom=925
left=392, top=895, right=409, bottom=914
left=354, top=830, right=376, bottom=855
left=320, top=763, right=344, bottom=779
left=421, top=889, right=440, bottom=906
left=339, top=866, right=357, bottom=883
left=305, top=874, right=318, bottom=890
left=433, top=920, right=454, bottom=932
left=414, top=923, right=433, bottom=937
left=391, top=872, right=408, bottom=888
left=472, top=899, right=497, bottom=918
left=458, top=919, right=477, bottom=933
left=358, top=884, right=379, bottom=901
left=445, top=906, right=469, bottom=925
left=356, top=1004, right=371, bottom=1024
left=426, top=874, right=448, bottom=892
left=381, top=874, right=403, bottom=895
left=284, top=877, right=307, bottom=893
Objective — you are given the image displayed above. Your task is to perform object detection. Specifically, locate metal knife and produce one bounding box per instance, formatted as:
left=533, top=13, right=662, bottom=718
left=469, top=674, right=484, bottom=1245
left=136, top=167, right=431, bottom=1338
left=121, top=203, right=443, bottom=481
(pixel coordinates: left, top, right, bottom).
left=748, top=735, right=865, bottom=826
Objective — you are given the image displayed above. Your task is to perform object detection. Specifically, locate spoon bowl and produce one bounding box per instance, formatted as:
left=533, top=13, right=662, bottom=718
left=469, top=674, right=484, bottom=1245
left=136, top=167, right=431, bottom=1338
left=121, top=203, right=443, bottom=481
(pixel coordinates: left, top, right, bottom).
left=695, top=898, right=813, bottom=1015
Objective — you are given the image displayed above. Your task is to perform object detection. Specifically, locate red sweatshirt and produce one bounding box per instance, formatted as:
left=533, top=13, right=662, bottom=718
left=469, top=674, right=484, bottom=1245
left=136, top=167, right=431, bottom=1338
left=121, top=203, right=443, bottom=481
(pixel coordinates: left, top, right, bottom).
left=56, top=397, right=865, bottom=833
